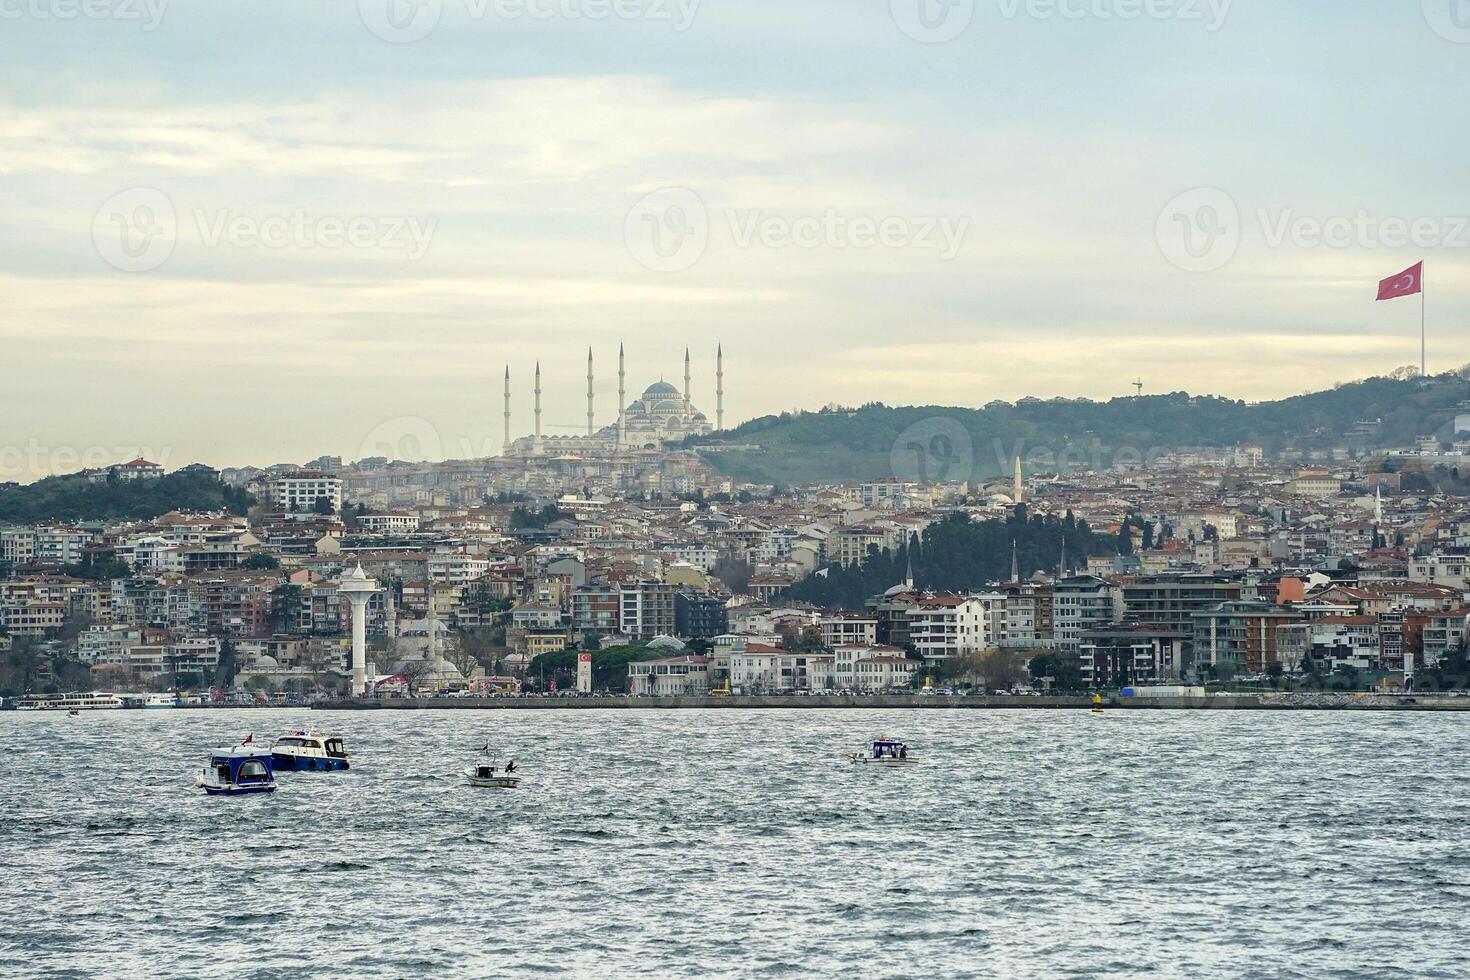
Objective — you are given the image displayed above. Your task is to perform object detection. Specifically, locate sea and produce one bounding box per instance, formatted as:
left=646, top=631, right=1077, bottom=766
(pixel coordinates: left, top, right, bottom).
left=2, top=708, right=1468, bottom=979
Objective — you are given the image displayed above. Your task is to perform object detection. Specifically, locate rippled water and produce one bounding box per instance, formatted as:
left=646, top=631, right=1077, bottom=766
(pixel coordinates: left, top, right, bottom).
left=3, top=708, right=1469, bottom=978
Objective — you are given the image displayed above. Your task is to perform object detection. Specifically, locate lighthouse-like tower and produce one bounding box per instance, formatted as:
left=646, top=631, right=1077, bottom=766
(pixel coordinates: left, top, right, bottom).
left=683, top=347, right=691, bottom=401
left=339, top=564, right=379, bottom=696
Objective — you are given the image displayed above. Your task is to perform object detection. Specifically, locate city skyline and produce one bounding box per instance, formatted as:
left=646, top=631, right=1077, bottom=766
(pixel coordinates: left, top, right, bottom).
left=5, top=3, right=1469, bottom=471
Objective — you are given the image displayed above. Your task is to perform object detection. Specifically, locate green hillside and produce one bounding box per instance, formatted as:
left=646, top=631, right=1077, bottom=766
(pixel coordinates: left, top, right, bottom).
left=691, top=374, right=1470, bottom=486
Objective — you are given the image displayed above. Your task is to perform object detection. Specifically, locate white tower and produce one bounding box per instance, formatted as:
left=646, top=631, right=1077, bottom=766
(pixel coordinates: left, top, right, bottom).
left=426, top=584, right=444, bottom=687
left=684, top=347, right=691, bottom=402
left=339, top=564, right=379, bottom=696
left=617, top=343, right=627, bottom=449
left=716, top=343, right=724, bottom=431
left=502, top=366, right=511, bottom=455
left=586, top=347, right=595, bottom=437
left=1014, top=456, right=1023, bottom=504
left=533, top=361, right=543, bottom=454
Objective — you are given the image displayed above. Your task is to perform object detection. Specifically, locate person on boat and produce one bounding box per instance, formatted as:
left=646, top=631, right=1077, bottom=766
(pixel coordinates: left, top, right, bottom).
left=505, top=761, right=517, bottom=773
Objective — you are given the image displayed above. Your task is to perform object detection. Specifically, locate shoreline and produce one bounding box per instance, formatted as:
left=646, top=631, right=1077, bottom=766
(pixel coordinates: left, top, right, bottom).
left=305, top=694, right=1470, bottom=711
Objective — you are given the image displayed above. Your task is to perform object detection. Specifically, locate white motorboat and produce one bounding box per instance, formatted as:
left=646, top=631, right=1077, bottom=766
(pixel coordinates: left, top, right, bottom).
left=271, top=731, right=351, bottom=772
left=847, top=737, right=917, bottom=766
left=465, top=744, right=520, bottom=788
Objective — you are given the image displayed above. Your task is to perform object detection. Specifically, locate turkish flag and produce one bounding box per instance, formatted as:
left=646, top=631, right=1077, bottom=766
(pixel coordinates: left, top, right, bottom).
left=1377, top=262, right=1423, bottom=301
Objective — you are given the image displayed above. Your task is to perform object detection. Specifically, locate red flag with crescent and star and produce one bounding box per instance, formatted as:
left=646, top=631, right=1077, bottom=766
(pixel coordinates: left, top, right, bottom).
left=1377, top=261, right=1423, bottom=301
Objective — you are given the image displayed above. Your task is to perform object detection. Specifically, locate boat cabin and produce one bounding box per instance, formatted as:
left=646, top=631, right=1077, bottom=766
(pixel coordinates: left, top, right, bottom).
left=199, top=746, right=277, bottom=795
left=871, top=739, right=909, bottom=760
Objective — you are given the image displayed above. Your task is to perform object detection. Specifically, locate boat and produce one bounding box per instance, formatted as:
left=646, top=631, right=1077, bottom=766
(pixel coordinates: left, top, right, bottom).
left=464, top=744, right=521, bottom=788
left=196, top=740, right=277, bottom=796
left=846, top=737, right=916, bottom=766
left=14, top=692, right=124, bottom=711
left=68, top=708, right=80, bottom=717
left=271, top=731, right=351, bottom=772
left=144, top=693, right=176, bottom=709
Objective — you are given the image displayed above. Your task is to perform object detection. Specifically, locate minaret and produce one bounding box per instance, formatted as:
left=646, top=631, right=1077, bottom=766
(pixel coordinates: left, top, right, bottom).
left=587, top=347, right=595, bottom=437
left=426, top=584, right=443, bottom=687
left=715, top=343, right=724, bottom=431
left=502, top=366, right=511, bottom=455
left=1011, top=539, right=1019, bottom=583
left=1374, top=483, right=1383, bottom=526
left=1059, top=536, right=1067, bottom=578
left=533, top=361, right=543, bottom=454
left=1013, top=456, right=1023, bottom=504
left=683, top=347, right=691, bottom=402
left=617, top=343, right=627, bottom=449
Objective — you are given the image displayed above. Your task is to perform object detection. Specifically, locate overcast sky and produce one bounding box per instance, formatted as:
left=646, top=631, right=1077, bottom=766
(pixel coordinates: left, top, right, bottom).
left=3, top=0, right=1468, bottom=477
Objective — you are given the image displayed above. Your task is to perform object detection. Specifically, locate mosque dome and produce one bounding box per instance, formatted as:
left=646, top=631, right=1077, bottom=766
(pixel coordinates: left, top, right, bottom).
left=643, top=381, right=680, bottom=398
left=652, top=399, right=681, bottom=414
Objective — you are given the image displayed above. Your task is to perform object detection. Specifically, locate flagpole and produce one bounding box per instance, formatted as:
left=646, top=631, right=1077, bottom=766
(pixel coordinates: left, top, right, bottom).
left=1422, top=262, right=1427, bottom=378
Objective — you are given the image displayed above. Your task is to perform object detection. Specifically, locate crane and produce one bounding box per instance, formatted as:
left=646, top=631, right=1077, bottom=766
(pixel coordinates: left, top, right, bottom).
left=1132, top=377, right=1143, bottom=396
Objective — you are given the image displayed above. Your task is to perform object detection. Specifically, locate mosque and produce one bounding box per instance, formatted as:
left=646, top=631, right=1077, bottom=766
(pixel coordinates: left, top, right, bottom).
left=506, top=345, right=723, bottom=455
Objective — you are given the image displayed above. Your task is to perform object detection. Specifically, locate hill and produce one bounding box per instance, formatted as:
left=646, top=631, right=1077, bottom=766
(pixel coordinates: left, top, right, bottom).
left=0, top=470, right=254, bottom=525
left=690, top=373, right=1470, bottom=486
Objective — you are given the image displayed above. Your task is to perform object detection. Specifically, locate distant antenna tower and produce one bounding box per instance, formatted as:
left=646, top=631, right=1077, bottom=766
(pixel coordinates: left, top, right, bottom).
left=1132, top=377, right=1144, bottom=396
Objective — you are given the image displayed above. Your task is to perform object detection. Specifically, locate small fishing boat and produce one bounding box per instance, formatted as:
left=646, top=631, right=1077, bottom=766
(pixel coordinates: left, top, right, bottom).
left=271, top=731, right=351, bottom=772
left=847, top=737, right=916, bottom=766
left=197, top=740, right=277, bottom=796
left=464, top=743, right=520, bottom=788
left=68, top=708, right=80, bottom=717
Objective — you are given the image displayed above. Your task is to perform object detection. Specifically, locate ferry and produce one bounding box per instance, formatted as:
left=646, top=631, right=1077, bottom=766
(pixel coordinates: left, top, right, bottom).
left=14, top=692, right=124, bottom=711
left=464, top=744, right=520, bottom=788
left=847, top=737, right=916, bottom=766
left=197, top=740, right=277, bottom=796
left=271, top=731, right=351, bottom=772
left=144, top=693, right=177, bottom=709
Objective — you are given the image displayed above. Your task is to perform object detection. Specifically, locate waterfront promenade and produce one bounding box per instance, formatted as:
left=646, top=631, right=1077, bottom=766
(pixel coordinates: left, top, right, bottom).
left=310, top=693, right=1470, bottom=711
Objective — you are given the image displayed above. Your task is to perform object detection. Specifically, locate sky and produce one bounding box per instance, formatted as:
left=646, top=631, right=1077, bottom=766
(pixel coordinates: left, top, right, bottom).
left=3, top=0, right=1469, bottom=478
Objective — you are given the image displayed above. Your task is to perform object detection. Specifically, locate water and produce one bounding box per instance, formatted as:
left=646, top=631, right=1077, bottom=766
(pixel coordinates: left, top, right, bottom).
left=2, top=708, right=1468, bottom=979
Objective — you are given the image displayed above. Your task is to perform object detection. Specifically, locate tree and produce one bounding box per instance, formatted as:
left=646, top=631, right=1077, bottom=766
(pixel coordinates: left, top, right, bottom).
left=215, top=637, right=238, bottom=689
left=241, top=553, right=280, bottom=570
left=979, top=649, right=1025, bottom=691
left=1027, top=651, right=1085, bottom=692
left=312, top=495, right=335, bottom=516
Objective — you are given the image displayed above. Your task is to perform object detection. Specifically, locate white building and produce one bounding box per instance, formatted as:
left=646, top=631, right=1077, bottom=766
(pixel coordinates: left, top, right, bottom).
left=627, top=655, right=711, bottom=695
left=269, top=472, right=344, bottom=515
left=908, top=595, right=992, bottom=662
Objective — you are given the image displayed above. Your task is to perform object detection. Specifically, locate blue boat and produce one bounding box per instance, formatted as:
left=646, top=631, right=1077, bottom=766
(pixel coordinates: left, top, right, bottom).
left=197, top=742, right=277, bottom=796
left=271, top=731, right=351, bottom=772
